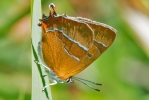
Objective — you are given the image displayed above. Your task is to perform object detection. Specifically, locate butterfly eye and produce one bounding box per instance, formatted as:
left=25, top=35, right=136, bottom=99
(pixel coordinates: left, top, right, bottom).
left=65, top=78, right=74, bottom=83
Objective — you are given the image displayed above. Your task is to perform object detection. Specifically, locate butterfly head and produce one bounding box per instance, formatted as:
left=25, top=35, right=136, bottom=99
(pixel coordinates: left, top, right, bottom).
left=49, top=3, right=57, bottom=16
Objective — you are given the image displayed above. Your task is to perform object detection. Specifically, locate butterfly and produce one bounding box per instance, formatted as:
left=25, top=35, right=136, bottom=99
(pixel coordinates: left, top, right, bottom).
left=35, top=3, right=117, bottom=91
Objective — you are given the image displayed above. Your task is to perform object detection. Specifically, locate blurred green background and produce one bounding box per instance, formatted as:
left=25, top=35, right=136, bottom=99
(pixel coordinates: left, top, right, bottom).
left=1, top=0, right=149, bottom=100
left=0, top=0, right=31, bottom=100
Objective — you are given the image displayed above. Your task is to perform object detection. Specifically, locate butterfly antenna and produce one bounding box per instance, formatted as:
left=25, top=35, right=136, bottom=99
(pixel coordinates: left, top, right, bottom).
left=73, top=77, right=102, bottom=85
left=72, top=77, right=101, bottom=92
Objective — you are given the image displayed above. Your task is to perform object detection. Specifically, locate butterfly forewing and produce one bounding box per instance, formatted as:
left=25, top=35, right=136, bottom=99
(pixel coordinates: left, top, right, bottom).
left=53, top=16, right=94, bottom=60
left=40, top=15, right=95, bottom=80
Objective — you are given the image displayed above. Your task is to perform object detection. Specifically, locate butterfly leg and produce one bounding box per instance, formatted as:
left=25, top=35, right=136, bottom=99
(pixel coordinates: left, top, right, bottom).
left=34, top=60, right=51, bottom=71
left=34, top=60, right=58, bottom=91
left=42, top=80, right=57, bottom=91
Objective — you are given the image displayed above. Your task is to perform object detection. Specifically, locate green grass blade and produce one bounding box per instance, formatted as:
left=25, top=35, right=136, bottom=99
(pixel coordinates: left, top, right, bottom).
left=31, top=0, right=52, bottom=100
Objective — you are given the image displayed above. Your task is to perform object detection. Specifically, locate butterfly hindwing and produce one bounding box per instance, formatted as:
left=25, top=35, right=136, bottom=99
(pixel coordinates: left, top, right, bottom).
left=65, top=17, right=117, bottom=76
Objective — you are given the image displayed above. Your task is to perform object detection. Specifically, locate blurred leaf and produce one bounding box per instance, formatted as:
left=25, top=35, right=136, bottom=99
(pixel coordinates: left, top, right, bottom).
left=0, top=0, right=30, bottom=38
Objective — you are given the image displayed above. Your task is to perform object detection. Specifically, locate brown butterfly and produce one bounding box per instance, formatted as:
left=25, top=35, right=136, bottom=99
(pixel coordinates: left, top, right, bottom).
left=35, top=3, right=117, bottom=91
